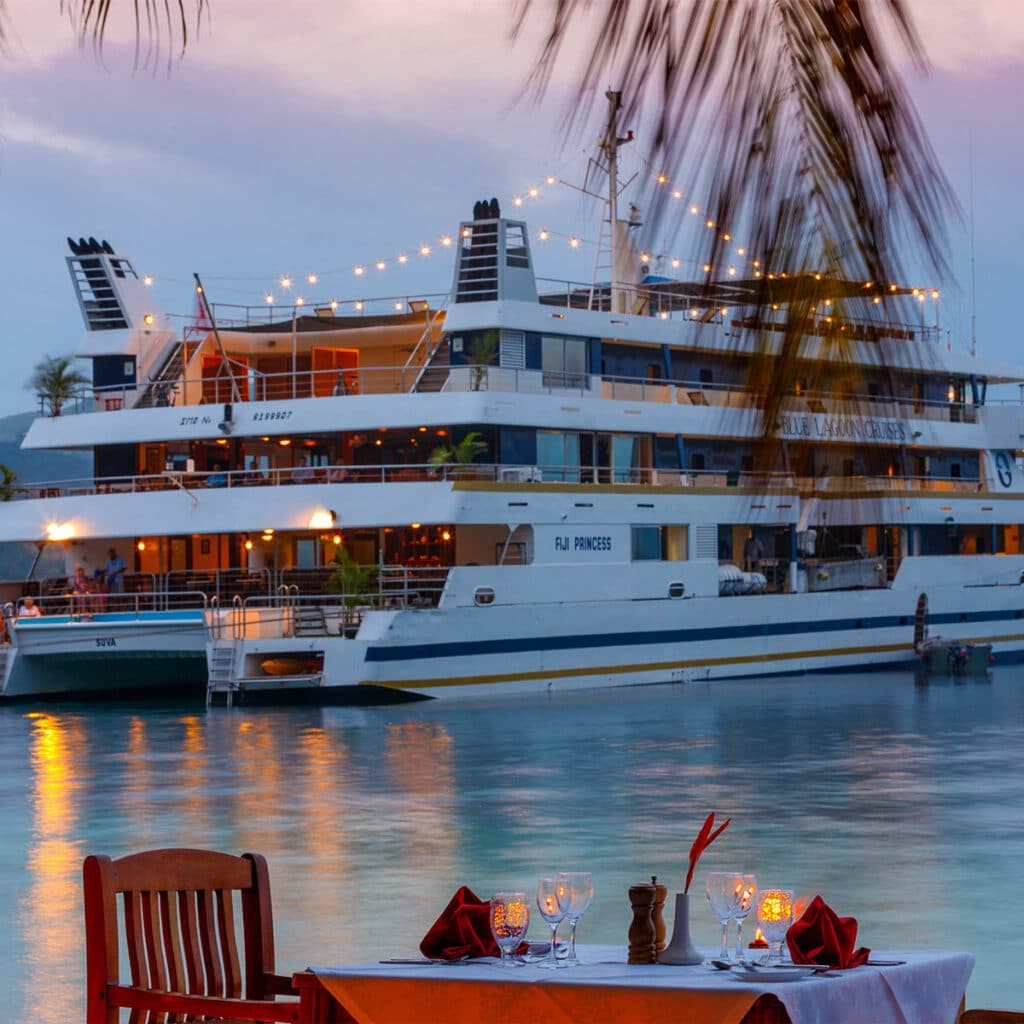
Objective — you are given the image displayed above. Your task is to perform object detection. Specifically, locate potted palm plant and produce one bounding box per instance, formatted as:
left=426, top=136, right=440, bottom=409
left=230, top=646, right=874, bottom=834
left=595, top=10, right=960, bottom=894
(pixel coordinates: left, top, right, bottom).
left=29, top=355, right=90, bottom=417
left=428, top=431, right=488, bottom=480
left=326, top=547, right=371, bottom=636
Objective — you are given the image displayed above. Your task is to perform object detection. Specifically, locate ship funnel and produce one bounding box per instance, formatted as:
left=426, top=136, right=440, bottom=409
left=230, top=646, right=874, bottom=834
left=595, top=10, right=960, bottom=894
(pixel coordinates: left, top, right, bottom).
left=452, top=198, right=537, bottom=304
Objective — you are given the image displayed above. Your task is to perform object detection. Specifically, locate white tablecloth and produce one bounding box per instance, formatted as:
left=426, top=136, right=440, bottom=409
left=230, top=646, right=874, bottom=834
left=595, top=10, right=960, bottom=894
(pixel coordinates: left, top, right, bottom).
left=313, top=944, right=974, bottom=1024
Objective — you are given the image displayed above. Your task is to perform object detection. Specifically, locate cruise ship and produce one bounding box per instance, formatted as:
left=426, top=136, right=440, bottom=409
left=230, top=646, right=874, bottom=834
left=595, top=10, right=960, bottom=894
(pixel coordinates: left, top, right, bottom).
left=3, top=170, right=1024, bottom=703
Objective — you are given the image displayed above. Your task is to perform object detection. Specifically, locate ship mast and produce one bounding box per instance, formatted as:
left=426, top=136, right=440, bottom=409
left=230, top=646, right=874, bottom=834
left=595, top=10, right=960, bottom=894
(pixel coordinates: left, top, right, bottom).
left=601, top=89, right=633, bottom=313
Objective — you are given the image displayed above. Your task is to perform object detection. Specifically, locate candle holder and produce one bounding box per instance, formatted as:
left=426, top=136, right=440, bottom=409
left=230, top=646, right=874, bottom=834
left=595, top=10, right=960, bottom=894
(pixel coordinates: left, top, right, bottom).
left=755, top=888, right=794, bottom=964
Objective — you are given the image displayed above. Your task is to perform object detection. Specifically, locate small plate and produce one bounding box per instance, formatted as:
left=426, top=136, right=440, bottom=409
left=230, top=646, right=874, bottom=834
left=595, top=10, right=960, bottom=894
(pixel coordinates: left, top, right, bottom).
left=731, top=966, right=817, bottom=983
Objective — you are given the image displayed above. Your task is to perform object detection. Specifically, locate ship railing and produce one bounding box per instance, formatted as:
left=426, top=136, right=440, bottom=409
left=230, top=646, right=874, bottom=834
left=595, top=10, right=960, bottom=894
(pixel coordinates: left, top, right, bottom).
left=163, top=568, right=272, bottom=605
left=56, top=340, right=968, bottom=416
left=535, top=276, right=943, bottom=342
left=213, top=574, right=451, bottom=640
left=7, top=590, right=209, bottom=620
left=9, top=461, right=993, bottom=500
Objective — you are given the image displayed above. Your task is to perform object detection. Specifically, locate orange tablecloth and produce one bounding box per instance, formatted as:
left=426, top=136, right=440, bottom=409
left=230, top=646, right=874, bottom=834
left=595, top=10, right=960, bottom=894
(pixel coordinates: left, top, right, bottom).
left=306, top=945, right=973, bottom=1024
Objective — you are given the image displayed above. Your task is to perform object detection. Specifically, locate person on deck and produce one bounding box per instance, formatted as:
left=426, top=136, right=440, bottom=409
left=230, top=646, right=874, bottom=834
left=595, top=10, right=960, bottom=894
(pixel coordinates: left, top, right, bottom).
left=17, top=597, right=42, bottom=617
left=743, top=531, right=764, bottom=573
left=104, top=548, right=126, bottom=593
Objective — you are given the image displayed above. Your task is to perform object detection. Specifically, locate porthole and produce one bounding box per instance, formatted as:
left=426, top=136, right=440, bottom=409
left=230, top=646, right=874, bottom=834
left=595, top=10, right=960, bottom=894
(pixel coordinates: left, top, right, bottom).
left=959, top=613, right=968, bottom=623
left=474, top=587, right=495, bottom=606
left=668, top=582, right=685, bottom=599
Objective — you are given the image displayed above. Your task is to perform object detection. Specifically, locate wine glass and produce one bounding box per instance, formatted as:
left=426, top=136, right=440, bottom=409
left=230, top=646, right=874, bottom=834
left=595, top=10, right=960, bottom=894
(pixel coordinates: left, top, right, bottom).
left=733, top=874, right=758, bottom=962
left=535, top=878, right=566, bottom=969
left=756, top=888, right=794, bottom=965
left=705, top=872, right=743, bottom=961
left=555, top=872, right=593, bottom=967
left=489, top=891, right=530, bottom=968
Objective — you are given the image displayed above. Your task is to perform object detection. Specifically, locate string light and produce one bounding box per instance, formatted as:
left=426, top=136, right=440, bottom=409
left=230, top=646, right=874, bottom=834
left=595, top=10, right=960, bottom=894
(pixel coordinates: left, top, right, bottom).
left=440, top=236, right=452, bottom=247
left=265, top=293, right=274, bottom=304
left=398, top=254, right=408, bottom=264
left=280, top=276, right=291, bottom=289
left=376, top=260, right=386, bottom=271
left=354, top=266, right=365, bottom=276
left=143, top=275, right=153, bottom=286
left=307, top=273, right=318, bottom=284
left=419, top=245, right=431, bottom=256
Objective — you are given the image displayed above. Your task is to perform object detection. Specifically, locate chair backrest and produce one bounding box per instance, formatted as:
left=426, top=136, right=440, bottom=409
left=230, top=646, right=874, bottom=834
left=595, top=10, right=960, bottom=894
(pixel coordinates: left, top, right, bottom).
left=960, top=1013, right=1024, bottom=1024
left=84, top=848, right=276, bottom=1023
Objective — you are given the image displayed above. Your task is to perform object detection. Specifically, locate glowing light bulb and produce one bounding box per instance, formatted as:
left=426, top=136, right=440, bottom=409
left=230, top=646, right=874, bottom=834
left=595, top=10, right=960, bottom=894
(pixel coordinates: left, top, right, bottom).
left=394, top=301, right=403, bottom=310
left=461, top=227, right=471, bottom=237
left=529, top=187, right=538, bottom=198
left=354, top=265, right=365, bottom=276
left=690, top=308, right=700, bottom=319
left=330, top=299, right=338, bottom=310
left=657, top=174, right=667, bottom=184
left=931, top=290, right=940, bottom=299
left=659, top=311, right=669, bottom=320
left=539, top=229, right=549, bottom=241
left=671, top=257, right=680, bottom=269
left=690, top=205, right=699, bottom=215
left=723, top=232, right=731, bottom=241
left=513, top=196, right=523, bottom=207
left=570, top=236, right=580, bottom=248
left=640, top=252, right=650, bottom=263
left=398, top=254, right=408, bottom=264
left=703, top=263, right=711, bottom=272
left=546, top=175, right=556, bottom=185
left=355, top=300, right=364, bottom=311
left=296, top=297, right=305, bottom=306
left=737, top=247, right=746, bottom=256
left=721, top=308, right=729, bottom=316
left=440, top=236, right=452, bottom=247
left=143, top=275, right=153, bottom=286
left=420, top=245, right=431, bottom=256
left=280, top=276, right=291, bottom=288
left=672, top=190, right=682, bottom=199
left=307, top=273, right=318, bottom=284
left=376, top=260, right=386, bottom=271
left=265, top=293, right=274, bottom=304
left=728, top=266, right=736, bottom=276
left=143, top=313, right=155, bottom=325
left=706, top=219, right=714, bottom=228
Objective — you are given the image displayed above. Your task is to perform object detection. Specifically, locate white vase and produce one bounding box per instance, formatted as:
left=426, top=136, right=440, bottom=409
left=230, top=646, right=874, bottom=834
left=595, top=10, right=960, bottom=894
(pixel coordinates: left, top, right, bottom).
left=658, top=893, right=703, bottom=965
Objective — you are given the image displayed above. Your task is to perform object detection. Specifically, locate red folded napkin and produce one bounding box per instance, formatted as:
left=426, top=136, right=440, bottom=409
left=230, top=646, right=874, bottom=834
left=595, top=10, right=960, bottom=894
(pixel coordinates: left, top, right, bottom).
left=419, top=886, right=501, bottom=960
left=786, top=895, right=870, bottom=969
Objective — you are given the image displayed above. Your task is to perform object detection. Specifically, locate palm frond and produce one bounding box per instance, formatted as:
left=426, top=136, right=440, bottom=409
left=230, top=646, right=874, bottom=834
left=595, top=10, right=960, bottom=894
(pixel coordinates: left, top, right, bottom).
left=60, top=0, right=206, bottom=69
left=516, top=0, right=956, bottom=463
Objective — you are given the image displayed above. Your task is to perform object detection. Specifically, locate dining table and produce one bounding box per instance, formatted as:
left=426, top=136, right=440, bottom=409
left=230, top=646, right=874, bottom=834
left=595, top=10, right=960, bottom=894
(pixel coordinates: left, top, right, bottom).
left=291, top=944, right=974, bottom=1024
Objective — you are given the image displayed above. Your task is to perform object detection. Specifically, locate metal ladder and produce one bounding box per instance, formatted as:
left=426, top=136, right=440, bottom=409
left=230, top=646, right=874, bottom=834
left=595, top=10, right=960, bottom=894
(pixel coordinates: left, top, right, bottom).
left=206, top=642, right=238, bottom=706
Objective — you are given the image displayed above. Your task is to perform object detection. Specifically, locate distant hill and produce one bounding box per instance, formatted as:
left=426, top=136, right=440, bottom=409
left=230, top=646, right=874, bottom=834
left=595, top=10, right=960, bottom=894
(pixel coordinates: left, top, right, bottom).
left=0, top=410, right=92, bottom=581
left=0, top=409, right=92, bottom=483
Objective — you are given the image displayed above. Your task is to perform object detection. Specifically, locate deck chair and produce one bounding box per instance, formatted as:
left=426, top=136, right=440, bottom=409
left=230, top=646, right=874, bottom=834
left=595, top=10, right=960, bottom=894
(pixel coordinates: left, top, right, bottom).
left=84, top=848, right=300, bottom=1023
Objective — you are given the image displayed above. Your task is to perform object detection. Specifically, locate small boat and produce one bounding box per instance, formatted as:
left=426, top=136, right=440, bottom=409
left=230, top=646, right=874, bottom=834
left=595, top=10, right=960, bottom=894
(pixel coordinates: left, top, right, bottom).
left=917, top=636, right=994, bottom=676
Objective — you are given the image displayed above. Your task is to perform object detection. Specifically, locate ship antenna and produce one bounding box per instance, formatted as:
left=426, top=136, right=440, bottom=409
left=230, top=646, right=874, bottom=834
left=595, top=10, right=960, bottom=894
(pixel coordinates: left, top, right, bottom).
left=968, top=127, right=977, bottom=357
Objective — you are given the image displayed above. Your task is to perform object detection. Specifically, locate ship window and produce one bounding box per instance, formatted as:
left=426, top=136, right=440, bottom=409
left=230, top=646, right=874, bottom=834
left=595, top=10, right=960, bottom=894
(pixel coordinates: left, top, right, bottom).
left=474, top=587, right=495, bottom=606
left=542, top=336, right=588, bottom=388
left=631, top=525, right=661, bottom=561
left=950, top=463, right=961, bottom=478
left=699, top=368, right=713, bottom=385
left=668, top=582, right=685, bottom=598
left=537, top=430, right=580, bottom=482
left=959, top=613, right=968, bottom=623
left=690, top=453, right=706, bottom=471
left=505, top=223, right=530, bottom=268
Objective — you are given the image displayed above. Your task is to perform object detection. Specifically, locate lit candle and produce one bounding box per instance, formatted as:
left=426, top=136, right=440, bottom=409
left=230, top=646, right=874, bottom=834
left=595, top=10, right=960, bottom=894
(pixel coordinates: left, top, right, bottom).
left=749, top=927, right=769, bottom=949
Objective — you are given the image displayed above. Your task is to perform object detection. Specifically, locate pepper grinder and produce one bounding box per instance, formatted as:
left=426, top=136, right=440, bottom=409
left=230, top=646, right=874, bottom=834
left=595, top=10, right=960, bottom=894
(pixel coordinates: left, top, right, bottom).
left=628, top=880, right=657, bottom=964
left=651, top=875, right=668, bottom=955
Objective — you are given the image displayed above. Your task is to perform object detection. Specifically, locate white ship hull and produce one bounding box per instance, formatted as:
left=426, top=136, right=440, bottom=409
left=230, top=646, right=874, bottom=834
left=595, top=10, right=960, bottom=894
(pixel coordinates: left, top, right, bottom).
left=206, top=556, right=1024, bottom=704
left=2, top=611, right=208, bottom=699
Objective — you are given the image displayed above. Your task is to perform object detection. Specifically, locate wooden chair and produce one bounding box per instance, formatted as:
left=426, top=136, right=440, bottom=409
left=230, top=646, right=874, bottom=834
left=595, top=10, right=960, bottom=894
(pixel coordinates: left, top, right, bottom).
left=84, top=848, right=300, bottom=1023
left=960, top=1013, right=1024, bottom=1024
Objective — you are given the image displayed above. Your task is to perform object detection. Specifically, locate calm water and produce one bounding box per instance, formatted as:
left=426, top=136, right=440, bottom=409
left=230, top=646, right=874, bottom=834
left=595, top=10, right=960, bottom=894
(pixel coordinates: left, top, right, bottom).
left=2, top=669, right=1023, bottom=1021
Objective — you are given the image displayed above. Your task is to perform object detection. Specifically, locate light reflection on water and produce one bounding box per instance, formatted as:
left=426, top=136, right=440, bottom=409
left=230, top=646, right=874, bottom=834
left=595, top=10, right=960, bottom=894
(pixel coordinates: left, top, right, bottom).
left=2, top=669, right=1023, bottom=1022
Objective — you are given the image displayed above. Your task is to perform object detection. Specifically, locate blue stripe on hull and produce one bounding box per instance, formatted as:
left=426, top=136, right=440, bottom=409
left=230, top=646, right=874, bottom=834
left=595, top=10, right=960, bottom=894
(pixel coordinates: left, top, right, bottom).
left=364, top=608, right=1024, bottom=663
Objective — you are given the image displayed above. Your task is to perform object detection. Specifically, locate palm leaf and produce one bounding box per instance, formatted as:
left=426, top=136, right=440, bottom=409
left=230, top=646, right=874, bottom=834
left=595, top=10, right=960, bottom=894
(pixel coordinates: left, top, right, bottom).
left=515, top=0, right=955, bottom=465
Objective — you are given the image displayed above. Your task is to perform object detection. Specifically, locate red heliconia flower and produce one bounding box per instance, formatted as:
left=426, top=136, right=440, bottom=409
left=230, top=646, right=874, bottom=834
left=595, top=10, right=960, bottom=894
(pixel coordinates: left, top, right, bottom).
left=684, top=812, right=731, bottom=894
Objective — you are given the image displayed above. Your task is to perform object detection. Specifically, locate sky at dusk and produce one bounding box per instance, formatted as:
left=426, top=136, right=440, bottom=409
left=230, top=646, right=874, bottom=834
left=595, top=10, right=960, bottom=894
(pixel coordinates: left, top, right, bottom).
left=1, top=0, right=1023, bottom=415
